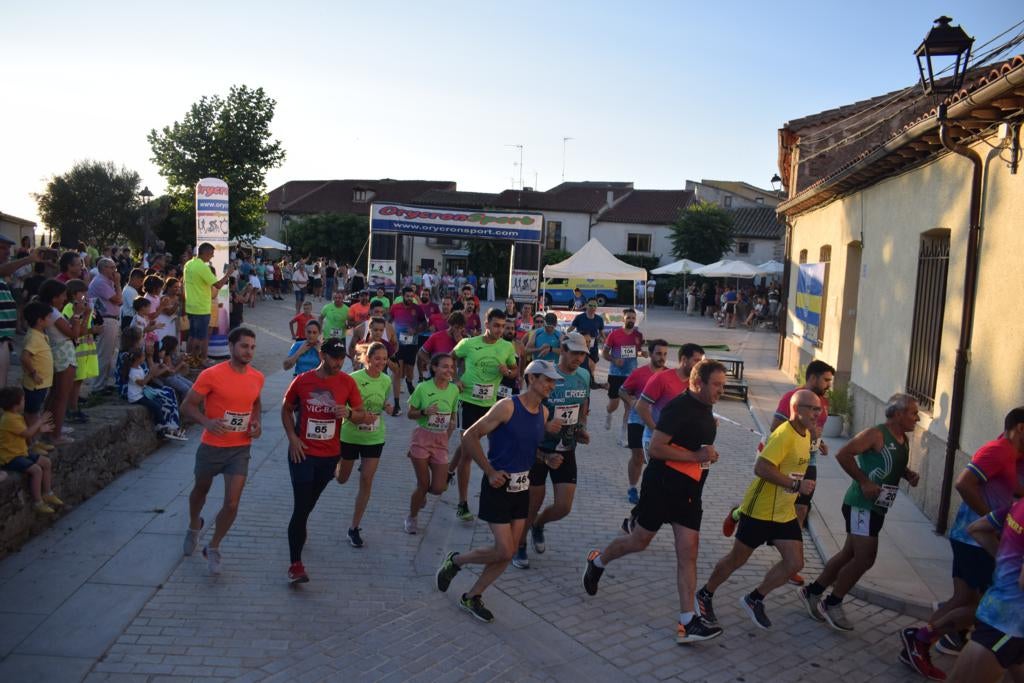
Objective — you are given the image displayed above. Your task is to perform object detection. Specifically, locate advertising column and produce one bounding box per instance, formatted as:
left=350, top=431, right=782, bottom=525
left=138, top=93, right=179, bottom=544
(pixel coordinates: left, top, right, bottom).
left=195, top=178, right=231, bottom=356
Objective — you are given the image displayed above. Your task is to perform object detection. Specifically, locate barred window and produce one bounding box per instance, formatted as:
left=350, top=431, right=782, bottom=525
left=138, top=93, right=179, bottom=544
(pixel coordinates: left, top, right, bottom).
left=906, top=233, right=950, bottom=411
left=545, top=221, right=562, bottom=251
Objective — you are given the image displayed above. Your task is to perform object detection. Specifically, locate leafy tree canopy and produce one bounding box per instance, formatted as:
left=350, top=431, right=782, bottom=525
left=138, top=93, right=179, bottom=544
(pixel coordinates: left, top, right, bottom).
left=542, top=248, right=572, bottom=266
left=670, top=200, right=734, bottom=264
left=148, top=84, right=285, bottom=242
left=34, top=160, right=142, bottom=248
left=284, top=213, right=369, bottom=263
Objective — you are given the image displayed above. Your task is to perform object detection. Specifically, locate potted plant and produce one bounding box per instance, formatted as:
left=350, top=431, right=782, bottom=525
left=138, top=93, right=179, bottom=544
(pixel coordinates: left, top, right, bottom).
left=823, top=382, right=852, bottom=437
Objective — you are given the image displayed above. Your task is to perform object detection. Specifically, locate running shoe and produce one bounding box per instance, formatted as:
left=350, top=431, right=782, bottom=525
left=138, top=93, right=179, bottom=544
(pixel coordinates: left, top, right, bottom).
left=741, top=593, right=772, bottom=629
left=288, top=561, right=309, bottom=584
left=818, top=599, right=854, bottom=632
left=531, top=524, right=546, bottom=553
left=447, top=469, right=456, bottom=486
left=695, top=588, right=718, bottom=626
left=934, top=631, right=965, bottom=656
left=899, top=628, right=947, bottom=680
left=676, top=615, right=723, bottom=643
left=796, top=586, right=824, bottom=621
left=391, top=402, right=401, bottom=417
left=456, top=502, right=475, bottom=522
left=512, top=546, right=529, bottom=569
left=164, top=428, right=188, bottom=442
left=627, top=487, right=640, bottom=505
left=347, top=527, right=364, bottom=548
left=788, top=573, right=805, bottom=586
left=436, top=551, right=460, bottom=592
left=621, top=517, right=631, bottom=534
left=183, top=518, right=204, bottom=556
left=404, top=516, right=418, bottom=535
left=202, top=546, right=222, bottom=575
left=42, top=492, right=64, bottom=507
left=722, top=507, right=738, bottom=537
left=459, top=593, right=494, bottom=623
left=582, top=549, right=603, bottom=595
left=32, top=501, right=56, bottom=515
left=405, top=378, right=415, bottom=395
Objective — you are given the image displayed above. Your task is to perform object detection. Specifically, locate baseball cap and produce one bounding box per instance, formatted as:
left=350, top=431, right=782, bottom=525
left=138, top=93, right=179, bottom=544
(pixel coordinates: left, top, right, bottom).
left=0, top=234, right=16, bottom=245
left=562, top=331, right=589, bottom=353
left=524, top=359, right=562, bottom=380
left=320, top=337, right=347, bottom=358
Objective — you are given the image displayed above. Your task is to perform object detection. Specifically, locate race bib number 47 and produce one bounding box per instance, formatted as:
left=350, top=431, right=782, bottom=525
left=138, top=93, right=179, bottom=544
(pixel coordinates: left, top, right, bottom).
left=557, top=404, right=580, bottom=426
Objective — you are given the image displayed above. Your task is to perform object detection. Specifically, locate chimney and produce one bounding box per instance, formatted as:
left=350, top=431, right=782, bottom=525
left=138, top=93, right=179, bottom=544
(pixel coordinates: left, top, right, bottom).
left=606, top=190, right=614, bottom=207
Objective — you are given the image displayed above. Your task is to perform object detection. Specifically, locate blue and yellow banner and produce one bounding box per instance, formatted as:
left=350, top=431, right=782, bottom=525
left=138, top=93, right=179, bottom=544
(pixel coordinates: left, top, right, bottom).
left=795, top=263, right=824, bottom=343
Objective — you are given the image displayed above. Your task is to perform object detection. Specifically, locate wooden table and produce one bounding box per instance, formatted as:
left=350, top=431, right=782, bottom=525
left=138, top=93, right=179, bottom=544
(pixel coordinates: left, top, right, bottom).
left=705, top=351, right=744, bottom=380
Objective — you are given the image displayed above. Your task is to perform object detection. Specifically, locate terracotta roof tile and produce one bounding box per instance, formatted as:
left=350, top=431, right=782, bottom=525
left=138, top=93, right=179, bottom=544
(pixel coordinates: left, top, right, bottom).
left=414, top=190, right=501, bottom=208
left=267, top=179, right=456, bottom=214
left=728, top=207, right=783, bottom=239
left=598, top=190, right=694, bottom=224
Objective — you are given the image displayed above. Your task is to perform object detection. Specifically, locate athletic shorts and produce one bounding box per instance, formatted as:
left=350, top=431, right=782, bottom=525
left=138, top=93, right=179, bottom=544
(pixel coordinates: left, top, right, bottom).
left=340, top=441, right=384, bottom=461
left=288, top=454, right=339, bottom=485
left=627, top=423, right=645, bottom=450
left=529, top=448, right=578, bottom=486
left=636, top=465, right=702, bottom=532
left=736, top=514, right=803, bottom=549
left=588, top=345, right=600, bottom=363
left=795, top=465, right=817, bottom=507
left=393, top=343, right=418, bottom=365
left=951, top=539, right=996, bottom=591
left=187, top=313, right=210, bottom=341
left=971, top=619, right=1024, bottom=669
left=2, top=453, right=40, bottom=472
left=478, top=475, right=529, bottom=524
left=24, top=388, right=48, bottom=414
left=408, top=427, right=449, bottom=465
left=607, top=375, right=626, bottom=399
left=842, top=504, right=885, bottom=538
left=460, top=401, right=489, bottom=431
left=194, top=443, right=251, bottom=478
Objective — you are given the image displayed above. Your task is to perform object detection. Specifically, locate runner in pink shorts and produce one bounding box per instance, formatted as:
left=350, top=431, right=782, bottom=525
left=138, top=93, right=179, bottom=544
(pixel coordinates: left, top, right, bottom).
left=405, top=353, right=460, bottom=534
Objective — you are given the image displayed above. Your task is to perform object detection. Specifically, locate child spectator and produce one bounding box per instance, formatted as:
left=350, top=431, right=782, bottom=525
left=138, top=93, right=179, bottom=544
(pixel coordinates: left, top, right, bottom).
left=116, top=333, right=187, bottom=441
left=289, top=300, right=314, bottom=340
left=120, top=268, right=145, bottom=330
left=154, top=335, right=192, bottom=400
left=38, top=279, right=79, bottom=445
left=0, top=387, right=61, bottom=514
left=61, top=279, right=100, bottom=424
left=131, top=296, right=158, bottom=354
left=20, top=301, right=56, bottom=455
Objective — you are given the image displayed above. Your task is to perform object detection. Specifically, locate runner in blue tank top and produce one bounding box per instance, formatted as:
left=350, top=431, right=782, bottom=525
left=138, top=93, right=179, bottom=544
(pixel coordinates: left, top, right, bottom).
left=435, top=360, right=561, bottom=623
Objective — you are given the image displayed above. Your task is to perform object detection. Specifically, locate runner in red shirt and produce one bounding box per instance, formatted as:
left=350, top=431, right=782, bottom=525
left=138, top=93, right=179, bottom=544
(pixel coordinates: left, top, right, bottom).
left=618, top=339, right=669, bottom=505
left=417, top=312, right=466, bottom=381
left=181, top=327, right=265, bottom=576
left=281, top=337, right=365, bottom=584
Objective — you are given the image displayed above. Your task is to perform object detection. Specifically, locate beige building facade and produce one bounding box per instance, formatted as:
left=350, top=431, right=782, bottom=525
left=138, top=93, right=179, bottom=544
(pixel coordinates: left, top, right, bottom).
left=778, top=56, right=1024, bottom=527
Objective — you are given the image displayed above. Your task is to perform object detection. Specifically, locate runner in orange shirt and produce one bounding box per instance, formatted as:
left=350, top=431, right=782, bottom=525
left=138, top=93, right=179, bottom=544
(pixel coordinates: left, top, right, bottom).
left=181, top=327, right=265, bottom=575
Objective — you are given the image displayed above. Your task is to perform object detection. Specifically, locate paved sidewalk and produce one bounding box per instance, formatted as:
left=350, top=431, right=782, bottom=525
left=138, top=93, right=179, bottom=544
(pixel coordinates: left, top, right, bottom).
left=0, top=303, right=951, bottom=682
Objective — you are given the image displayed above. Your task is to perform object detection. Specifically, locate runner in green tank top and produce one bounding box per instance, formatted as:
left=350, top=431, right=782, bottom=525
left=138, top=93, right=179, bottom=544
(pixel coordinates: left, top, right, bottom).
left=798, top=393, right=921, bottom=633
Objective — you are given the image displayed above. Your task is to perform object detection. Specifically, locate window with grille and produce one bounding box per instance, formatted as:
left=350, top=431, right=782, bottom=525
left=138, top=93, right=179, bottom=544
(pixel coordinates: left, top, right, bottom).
left=906, top=232, right=950, bottom=412
left=737, top=241, right=750, bottom=255
left=817, top=245, right=831, bottom=345
left=545, top=221, right=562, bottom=251
left=627, top=233, right=652, bottom=253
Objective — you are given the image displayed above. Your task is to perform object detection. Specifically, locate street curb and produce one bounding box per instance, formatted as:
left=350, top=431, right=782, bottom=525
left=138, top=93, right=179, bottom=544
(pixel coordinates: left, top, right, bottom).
left=745, top=391, right=933, bottom=621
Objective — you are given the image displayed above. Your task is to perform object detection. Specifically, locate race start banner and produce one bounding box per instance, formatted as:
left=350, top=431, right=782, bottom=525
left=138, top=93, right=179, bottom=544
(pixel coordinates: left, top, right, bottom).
left=370, top=203, right=543, bottom=243
left=195, top=177, right=231, bottom=328
left=795, top=263, right=825, bottom=343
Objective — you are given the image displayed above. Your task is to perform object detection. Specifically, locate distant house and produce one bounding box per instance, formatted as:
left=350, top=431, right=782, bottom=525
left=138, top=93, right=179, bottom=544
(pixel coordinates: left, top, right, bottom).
left=0, top=212, right=36, bottom=247
left=723, top=206, right=784, bottom=266
left=589, top=190, right=695, bottom=264
left=686, top=179, right=781, bottom=210
left=775, top=55, right=1024, bottom=527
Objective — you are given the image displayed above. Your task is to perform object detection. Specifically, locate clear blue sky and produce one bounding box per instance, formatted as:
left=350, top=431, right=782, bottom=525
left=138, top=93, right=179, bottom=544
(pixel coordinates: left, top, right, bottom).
left=1, top=1, right=1018, bottom=231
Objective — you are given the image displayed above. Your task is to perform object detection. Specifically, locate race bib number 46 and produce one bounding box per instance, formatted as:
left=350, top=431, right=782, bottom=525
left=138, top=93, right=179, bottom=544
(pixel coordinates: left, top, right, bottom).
left=305, top=419, right=336, bottom=441
left=222, top=411, right=251, bottom=432
left=506, top=470, right=530, bottom=493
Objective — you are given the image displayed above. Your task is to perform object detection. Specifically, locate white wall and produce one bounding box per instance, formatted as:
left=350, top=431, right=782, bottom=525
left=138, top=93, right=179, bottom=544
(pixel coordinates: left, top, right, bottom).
left=724, top=238, right=779, bottom=265
left=546, top=210, right=593, bottom=254
left=590, top=221, right=674, bottom=265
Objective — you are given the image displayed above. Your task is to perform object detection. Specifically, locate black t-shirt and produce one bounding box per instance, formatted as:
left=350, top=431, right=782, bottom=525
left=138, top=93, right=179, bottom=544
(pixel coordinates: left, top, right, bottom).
left=651, top=390, right=717, bottom=481
left=349, top=275, right=365, bottom=292
left=325, top=265, right=336, bottom=279
left=23, top=274, right=46, bottom=300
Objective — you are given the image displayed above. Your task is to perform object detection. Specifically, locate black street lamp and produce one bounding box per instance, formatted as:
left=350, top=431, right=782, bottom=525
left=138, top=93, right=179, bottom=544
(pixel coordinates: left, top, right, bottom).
left=915, top=16, right=974, bottom=117
left=770, top=173, right=783, bottom=195
left=140, top=186, right=153, bottom=203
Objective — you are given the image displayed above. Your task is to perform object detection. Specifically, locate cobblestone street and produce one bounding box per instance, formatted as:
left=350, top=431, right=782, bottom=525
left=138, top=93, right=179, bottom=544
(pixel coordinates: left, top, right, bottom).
left=3, top=301, right=935, bottom=682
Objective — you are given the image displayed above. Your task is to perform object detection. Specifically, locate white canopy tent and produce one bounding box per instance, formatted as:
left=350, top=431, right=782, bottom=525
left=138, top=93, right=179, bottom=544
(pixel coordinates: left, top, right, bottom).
left=227, top=235, right=291, bottom=251
left=542, top=238, right=648, bottom=310
left=693, top=259, right=762, bottom=278
left=755, top=259, right=785, bottom=275
left=650, top=258, right=705, bottom=275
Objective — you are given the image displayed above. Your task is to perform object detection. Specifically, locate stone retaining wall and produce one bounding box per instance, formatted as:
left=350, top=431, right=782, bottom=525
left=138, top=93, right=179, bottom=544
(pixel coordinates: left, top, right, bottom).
left=0, top=403, right=160, bottom=557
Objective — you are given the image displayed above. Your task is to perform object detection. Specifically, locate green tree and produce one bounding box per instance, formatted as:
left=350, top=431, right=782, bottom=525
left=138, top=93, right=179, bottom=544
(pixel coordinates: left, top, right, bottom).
left=542, top=248, right=572, bottom=266
left=148, top=84, right=285, bottom=243
left=284, top=213, right=369, bottom=262
left=34, top=160, right=142, bottom=247
left=670, top=200, right=734, bottom=264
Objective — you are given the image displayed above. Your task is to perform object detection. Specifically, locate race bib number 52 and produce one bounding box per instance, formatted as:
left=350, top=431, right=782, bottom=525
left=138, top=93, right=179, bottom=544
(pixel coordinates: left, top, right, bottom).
left=222, top=411, right=251, bottom=432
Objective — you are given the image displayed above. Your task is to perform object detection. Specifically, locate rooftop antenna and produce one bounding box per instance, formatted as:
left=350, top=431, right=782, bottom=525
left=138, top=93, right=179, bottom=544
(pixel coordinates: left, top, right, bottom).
left=561, top=137, right=574, bottom=181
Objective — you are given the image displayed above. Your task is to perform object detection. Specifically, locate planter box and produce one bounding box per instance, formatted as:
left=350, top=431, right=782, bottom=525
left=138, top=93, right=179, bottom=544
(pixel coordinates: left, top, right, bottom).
left=823, top=414, right=845, bottom=438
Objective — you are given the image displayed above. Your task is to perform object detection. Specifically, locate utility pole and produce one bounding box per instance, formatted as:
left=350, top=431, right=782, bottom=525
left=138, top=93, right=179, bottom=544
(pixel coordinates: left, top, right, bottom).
left=561, top=137, right=574, bottom=182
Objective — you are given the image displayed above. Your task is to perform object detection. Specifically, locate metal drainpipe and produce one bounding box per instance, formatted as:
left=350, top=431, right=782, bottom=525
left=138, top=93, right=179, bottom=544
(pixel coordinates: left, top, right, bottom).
left=777, top=216, right=793, bottom=370
left=934, top=114, right=985, bottom=535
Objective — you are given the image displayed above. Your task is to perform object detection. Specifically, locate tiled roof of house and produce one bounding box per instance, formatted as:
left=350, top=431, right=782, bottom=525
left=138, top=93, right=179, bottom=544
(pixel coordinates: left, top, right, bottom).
left=414, top=190, right=501, bottom=208
left=598, top=190, right=695, bottom=224
left=728, top=207, right=783, bottom=239
left=267, top=179, right=456, bottom=214
left=780, top=55, right=1024, bottom=216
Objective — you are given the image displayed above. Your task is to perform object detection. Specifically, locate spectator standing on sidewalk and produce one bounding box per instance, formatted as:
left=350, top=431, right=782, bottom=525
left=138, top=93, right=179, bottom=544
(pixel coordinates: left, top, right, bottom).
left=86, top=257, right=122, bottom=394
